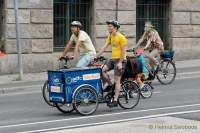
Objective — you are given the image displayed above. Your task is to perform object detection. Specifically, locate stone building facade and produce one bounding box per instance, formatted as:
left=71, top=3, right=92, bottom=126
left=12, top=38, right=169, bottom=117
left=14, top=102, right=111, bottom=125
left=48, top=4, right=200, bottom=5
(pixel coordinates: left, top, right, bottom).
left=171, top=0, right=200, bottom=59
left=0, top=0, right=54, bottom=74
left=0, top=0, right=200, bottom=74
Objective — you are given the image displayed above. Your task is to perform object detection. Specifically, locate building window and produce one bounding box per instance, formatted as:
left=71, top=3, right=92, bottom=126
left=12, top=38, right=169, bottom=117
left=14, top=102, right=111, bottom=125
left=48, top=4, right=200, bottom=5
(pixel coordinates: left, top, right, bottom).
left=53, top=0, right=91, bottom=51
left=136, top=0, right=171, bottom=49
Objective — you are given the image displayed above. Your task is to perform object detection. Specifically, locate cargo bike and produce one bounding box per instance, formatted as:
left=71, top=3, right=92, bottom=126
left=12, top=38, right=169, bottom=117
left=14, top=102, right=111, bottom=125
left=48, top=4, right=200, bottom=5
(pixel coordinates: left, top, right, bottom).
left=43, top=56, right=141, bottom=115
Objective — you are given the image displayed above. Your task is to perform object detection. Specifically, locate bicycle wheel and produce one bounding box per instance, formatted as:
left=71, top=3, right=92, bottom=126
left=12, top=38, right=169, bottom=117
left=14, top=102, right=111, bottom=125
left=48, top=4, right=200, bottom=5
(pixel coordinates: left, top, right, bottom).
left=55, top=103, right=74, bottom=113
left=157, top=59, right=176, bottom=85
left=118, top=80, right=140, bottom=109
left=140, top=83, right=153, bottom=99
left=73, top=85, right=99, bottom=116
left=42, top=80, right=56, bottom=107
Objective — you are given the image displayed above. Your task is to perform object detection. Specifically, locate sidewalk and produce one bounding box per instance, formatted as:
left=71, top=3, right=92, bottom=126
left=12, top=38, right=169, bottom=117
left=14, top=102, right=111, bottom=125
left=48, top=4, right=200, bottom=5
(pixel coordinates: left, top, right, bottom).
left=44, top=116, right=200, bottom=133
left=0, top=72, right=47, bottom=85
left=0, top=59, right=200, bottom=85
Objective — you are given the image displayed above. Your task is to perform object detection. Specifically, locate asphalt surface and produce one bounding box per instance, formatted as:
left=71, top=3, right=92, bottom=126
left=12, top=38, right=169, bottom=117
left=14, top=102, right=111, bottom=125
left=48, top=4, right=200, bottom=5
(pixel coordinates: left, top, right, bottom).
left=0, top=67, right=200, bottom=133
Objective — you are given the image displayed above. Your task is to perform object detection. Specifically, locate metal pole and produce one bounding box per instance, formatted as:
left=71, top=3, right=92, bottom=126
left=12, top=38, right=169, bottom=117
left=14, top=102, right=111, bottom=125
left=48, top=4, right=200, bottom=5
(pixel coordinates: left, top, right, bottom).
left=14, top=0, right=23, bottom=80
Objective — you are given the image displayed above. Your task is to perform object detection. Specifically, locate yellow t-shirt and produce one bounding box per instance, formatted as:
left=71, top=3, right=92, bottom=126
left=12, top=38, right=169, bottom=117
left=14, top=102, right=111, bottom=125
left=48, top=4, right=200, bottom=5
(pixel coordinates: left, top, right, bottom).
left=106, top=32, right=127, bottom=59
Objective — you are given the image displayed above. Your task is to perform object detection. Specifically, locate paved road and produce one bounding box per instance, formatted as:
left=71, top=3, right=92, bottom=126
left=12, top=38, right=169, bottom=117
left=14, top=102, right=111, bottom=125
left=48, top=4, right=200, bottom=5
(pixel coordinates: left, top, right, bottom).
left=0, top=67, right=200, bottom=133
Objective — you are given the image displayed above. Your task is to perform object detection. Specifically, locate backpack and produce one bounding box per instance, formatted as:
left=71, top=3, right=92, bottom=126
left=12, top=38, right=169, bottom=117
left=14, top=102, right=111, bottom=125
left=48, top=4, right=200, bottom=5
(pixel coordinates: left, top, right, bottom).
left=122, top=57, right=143, bottom=79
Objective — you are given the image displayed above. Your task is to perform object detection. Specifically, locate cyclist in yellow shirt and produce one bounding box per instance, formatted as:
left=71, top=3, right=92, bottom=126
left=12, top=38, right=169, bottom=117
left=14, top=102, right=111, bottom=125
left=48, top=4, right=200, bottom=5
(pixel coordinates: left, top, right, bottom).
left=96, top=20, right=127, bottom=107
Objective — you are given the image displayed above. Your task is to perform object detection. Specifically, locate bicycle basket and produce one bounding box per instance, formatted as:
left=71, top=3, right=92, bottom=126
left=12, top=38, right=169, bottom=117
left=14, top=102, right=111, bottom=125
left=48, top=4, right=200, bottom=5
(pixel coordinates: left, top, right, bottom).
left=161, top=50, right=174, bottom=58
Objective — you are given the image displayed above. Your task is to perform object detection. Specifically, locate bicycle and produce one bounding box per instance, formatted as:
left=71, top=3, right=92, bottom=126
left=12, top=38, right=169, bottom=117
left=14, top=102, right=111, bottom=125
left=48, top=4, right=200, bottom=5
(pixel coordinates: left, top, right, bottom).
left=128, top=48, right=176, bottom=85
left=156, top=50, right=176, bottom=85
left=46, top=56, right=140, bottom=115
left=122, top=55, right=154, bottom=99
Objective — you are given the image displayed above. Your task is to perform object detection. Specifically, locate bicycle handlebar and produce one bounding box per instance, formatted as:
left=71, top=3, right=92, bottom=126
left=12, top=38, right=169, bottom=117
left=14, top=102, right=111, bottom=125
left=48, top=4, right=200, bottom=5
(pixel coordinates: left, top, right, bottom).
left=59, top=56, right=74, bottom=62
left=126, top=49, right=134, bottom=52
left=94, top=56, right=107, bottom=62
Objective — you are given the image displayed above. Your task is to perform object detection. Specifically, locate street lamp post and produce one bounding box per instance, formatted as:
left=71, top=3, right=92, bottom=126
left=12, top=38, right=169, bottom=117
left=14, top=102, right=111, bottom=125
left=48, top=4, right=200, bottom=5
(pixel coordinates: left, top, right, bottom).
left=14, top=0, right=23, bottom=80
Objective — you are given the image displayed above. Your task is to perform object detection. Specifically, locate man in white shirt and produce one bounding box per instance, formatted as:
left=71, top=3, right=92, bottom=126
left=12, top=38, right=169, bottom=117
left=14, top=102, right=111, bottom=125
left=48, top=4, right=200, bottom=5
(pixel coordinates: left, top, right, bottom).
left=60, top=21, right=96, bottom=67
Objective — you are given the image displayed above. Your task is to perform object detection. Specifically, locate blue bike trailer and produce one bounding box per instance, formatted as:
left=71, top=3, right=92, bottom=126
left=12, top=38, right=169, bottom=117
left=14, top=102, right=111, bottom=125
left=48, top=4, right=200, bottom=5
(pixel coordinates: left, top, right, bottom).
left=48, top=70, right=65, bottom=103
left=63, top=67, right=103, bottom=103
left=48, top=67, right=103, bottom=104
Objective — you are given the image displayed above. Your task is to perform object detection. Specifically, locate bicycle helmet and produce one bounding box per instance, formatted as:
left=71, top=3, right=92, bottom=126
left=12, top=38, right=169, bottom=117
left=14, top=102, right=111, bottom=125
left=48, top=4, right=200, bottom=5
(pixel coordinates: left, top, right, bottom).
left=106, top=20, right=120, bottom=29
left=70, top=21, right=82, bottom=28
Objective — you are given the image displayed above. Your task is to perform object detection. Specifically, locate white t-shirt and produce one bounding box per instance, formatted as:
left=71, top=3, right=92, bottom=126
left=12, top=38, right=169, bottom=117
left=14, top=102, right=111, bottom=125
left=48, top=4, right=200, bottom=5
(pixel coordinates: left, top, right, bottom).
left=70, top=30, right=96, bottom=55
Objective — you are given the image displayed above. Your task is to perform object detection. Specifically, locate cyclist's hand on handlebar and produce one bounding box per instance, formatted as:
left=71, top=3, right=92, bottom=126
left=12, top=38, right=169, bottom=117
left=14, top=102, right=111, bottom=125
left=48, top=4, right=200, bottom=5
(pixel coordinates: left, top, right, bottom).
left=93, top=56, right=106, bottom=62
left=132, top=46, right=139, bottom=51
left=58, top=55, right=66, bottom=61
left=93, top=57, right=98, bottom=61
left=143, top=47, right=148, bottom=51
left=69, top=56, right=74, bottom=60
left=127, top=49, right=133, bottom=52
left=93, top=57, right=100, bottom=62
left=98, top=56, right=107, bottom=61
left=59, top=56, right=74, bottom=61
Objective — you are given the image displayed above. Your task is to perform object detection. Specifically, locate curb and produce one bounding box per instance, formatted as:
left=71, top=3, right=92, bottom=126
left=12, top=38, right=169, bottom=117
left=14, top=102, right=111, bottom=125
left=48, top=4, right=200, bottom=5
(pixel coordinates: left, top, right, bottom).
left=0, top=61, right=200, bottom=95
left=1, top=70, right=200, bottom=95
left=0, top=80, right=46, bottom=95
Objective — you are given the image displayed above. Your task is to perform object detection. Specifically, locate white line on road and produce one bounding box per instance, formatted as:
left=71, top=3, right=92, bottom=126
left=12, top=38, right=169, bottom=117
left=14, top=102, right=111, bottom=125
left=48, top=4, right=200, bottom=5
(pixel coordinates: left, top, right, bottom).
left=178, top=71, right=200, bottom=75
left=0, top=90, right=41, bottom=97
left=176, top=75, right=200, bottom=80
left=1, top=103, right=200, bottom=129
left=19, top=109, right=200, bottom=133
left=153, top=91, right=161, bottom=94
left=0, top=85, right=42, bottom=90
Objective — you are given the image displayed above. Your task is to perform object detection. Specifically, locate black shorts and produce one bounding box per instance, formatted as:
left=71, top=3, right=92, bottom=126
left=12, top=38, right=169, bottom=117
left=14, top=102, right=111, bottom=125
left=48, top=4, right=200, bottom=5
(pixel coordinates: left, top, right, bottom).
left=106, top=59, right=126, bottom=76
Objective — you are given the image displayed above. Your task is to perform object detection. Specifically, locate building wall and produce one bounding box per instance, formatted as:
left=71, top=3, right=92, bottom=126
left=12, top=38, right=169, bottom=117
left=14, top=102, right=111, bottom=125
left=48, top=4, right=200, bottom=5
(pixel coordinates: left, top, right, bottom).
left=171, top=0, right=200, bottom=60
left=0, top=0, right=6, bottom=48
left=0, top=0, right=56, bottom=74
left=94, top=0, right=136, bottom=52
left=1, top=0, right=200, bottom=74
left=5, top=0, right=53, bottom=54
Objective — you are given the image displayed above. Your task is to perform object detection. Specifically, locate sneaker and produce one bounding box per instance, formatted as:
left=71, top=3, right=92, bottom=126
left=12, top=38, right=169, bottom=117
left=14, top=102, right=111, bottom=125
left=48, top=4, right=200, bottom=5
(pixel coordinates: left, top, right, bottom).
left=107, top=100, right=118, bottom=108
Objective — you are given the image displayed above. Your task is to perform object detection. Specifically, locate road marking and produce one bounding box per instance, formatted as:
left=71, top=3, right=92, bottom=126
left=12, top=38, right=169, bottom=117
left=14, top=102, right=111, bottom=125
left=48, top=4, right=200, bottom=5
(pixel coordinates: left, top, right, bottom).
left=0, top=85, right=42, bottom=90
left=19, top=109, right=200, bottom=133
left=0, top=91, right=41, bottom=97
left=178, top=71, right=200, bottom=75
left=1, top=103, right=200, bottom=129
left=153, top=91, right=161, bottom=94
left=176, top=75, right=200, bottom=80
left=154, top=75, right=200, bottom=83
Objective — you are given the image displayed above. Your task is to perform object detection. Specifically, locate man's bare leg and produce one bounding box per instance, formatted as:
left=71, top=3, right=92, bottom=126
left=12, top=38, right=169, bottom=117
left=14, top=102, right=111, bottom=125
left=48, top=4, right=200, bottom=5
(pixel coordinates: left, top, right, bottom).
left=114, top=76, right=121, bottom=101
left=102, top=66, right=112, bottom=86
